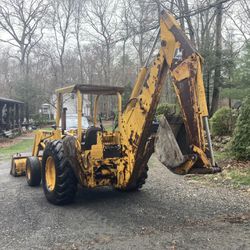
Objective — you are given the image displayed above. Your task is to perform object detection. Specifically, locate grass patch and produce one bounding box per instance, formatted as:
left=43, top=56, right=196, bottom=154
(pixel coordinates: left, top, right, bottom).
left=40, top=127, right=53, bottom=131
left=187, top=149, right=250, bottom=189
left=0, top=139, right=34, bottom=162
left=227, top=168, right=250, bottom=187
left=214, top=149, right=232, bottom=161
left=214, top=151, right=230, bottom=161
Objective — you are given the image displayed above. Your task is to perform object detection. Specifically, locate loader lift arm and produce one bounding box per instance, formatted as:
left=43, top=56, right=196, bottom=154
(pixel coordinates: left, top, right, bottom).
left=119, top=10, right=220, bottom=188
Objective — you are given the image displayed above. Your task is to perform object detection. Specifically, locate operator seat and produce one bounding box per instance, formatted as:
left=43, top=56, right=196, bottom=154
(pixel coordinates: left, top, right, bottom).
left=83, top=126, right=102, bottom=150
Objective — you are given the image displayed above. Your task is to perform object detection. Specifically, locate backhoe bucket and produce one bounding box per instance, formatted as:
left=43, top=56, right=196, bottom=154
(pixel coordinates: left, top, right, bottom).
left=155, top=116, right=194, bottom=175
left=155, top=116, right=220, bottom=175
left=10, top=154, right=28, bottom=177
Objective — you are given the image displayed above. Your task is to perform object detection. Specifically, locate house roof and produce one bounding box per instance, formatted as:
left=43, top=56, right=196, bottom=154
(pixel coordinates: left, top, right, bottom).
left=0, top=97, right=24, bottom=104
left=55, top=84, right=124, bottom=95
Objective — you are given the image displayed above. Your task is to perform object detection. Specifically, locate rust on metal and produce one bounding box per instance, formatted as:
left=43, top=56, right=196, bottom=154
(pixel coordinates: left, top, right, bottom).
left=127, top=53, right=169, bottom=188
left=174, top=78, right=201, bottom=148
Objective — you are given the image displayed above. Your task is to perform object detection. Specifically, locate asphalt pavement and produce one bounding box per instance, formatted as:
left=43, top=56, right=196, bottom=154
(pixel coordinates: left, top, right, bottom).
left=0, top=156, right=249, bottom=250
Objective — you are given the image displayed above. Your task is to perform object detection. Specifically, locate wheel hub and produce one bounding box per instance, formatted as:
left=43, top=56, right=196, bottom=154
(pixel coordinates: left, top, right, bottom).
left=45, top=156, right=56, bottom=191
left=26, top=164, right=31, bottom=180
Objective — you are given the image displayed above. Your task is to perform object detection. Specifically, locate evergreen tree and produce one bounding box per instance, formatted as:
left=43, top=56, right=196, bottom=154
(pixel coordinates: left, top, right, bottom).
left=231, top=95, right=250, bottom=160
left=222, top=43, right=250, bottom=100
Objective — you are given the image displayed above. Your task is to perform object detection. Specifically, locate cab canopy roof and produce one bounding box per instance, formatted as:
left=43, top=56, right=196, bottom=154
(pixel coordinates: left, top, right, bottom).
left=55, top=84, right=124, bottom=95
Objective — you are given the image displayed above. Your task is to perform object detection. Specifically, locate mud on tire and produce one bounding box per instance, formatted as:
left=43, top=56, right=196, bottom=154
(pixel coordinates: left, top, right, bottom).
left=42, top=140, right=77, bottom=205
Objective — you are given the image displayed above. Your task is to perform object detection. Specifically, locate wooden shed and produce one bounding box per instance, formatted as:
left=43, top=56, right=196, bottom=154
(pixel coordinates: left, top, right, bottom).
left=0, top=97, right=24, bottom=135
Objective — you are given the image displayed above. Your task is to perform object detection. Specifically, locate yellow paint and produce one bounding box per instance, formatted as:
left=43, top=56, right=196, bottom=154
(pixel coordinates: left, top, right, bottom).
left=11, top=10, right=215, bottom=190
left=193, top=145, right=211, bottom=168
left=55, top=84, right=75, bottom=94
left=196, top=58, right=209, bottom=117
left=77, top=90, right=83, bottom=143
left=56, top=93, right=62, bottom=127
left=12, top=129, right=61, bottom=176
left=93, top=95, right=99, bottom=127
left=45, top=156, right=56, bottom=191
left=172, top=61, right=191, bottom=81
left=117, top=92, right=122, bottom=131
left=130, top=67, right=147, bottom=99
left=11, top=157, right=26, bottom=176
left=26, top=164, right=31, bottom=179
left=160, top=17, right=179, bottom=66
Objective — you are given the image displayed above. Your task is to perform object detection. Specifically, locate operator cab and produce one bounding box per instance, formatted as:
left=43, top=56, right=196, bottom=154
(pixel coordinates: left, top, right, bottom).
left=59, top=114, right=89, bottom=130
left=55, top=84, right=124, bottom=152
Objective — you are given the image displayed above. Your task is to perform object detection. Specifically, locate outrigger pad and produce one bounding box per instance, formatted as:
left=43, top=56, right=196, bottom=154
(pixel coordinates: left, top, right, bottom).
left=155, top=116, right=188, bottom=171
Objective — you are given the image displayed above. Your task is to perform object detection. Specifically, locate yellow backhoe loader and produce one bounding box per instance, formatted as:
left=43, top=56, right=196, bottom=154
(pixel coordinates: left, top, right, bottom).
left=10, top=10, right=221, bottom=205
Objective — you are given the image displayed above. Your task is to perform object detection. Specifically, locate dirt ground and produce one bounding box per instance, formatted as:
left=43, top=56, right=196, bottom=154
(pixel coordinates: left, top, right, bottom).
left=0, top=155, right=249, bottom=250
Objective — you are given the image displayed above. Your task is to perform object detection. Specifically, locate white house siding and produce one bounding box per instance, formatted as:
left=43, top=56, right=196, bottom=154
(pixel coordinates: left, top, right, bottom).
left=50, top=93, right=90, bottom=118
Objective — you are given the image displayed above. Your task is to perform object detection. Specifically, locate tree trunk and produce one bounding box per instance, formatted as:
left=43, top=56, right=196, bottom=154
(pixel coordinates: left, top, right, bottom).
left=183, top=0, right=195, bottom=45
left=206, top=70, right=210, bottom=110
left=122, top=39, right=126, bottom=86
left=60, top=54, right=65, bottom=86
left=76, top=33, right=84, bottom=84
left=210, top=1, right=223, bottom=116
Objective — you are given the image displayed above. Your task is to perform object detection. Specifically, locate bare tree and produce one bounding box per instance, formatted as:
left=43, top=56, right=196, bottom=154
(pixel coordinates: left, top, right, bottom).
left=225, top=0, right=250, bottom=42
left=0, top=0, right=249, bottom=119
left=73, top=0, right=86, bottom=84
left=120, top=0, right=132, bottom=85
left=210, top=0, right=223, bottom=115
left=84, top=0, right=119, bottom=86
left=50, top=0, right=76, bottom=86
left=0, top=49, right=15, bottom=97
left=0, top=0, right=49, bottom=76
left=126, top=0, right=158, bottom=66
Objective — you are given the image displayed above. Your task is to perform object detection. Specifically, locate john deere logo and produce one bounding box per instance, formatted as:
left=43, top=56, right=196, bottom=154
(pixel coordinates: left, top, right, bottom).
left=173, top=48, right=183, bottom=62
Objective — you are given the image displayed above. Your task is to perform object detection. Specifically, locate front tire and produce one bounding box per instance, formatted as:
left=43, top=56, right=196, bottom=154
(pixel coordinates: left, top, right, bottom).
left=42, top=140, right=77, bottom=205
left=26, top=156, right=41, bottom=186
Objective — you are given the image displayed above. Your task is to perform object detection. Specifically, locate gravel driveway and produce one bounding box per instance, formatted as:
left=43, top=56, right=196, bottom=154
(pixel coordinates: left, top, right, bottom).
left=0, top=155, right=249, bottom=250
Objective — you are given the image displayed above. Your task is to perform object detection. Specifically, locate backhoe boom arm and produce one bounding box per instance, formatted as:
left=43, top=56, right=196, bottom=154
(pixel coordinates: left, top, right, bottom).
left=119, top=10, right=220, bottom=187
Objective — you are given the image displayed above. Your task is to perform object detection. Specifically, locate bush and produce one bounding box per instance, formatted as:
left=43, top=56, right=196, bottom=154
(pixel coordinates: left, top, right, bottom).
left=210, top=107, right=236, bottom=136
left=30, top=114, right=55, bottom=127
left=156, top=103, right=179, bottom=118
left=231, top=96, right=250, bottom=160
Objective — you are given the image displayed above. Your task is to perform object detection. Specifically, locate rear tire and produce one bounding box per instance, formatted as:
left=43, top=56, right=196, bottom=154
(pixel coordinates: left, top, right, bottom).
left=26, top=156, right=41, bottom=186
left=42, top=140, right=77, bottom=205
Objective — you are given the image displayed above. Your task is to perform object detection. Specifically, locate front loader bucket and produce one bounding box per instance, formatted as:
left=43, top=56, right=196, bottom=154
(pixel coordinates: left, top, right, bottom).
left=155, top=116, right=220, bottom=175
left=10, top=154, right=28, bottom=177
